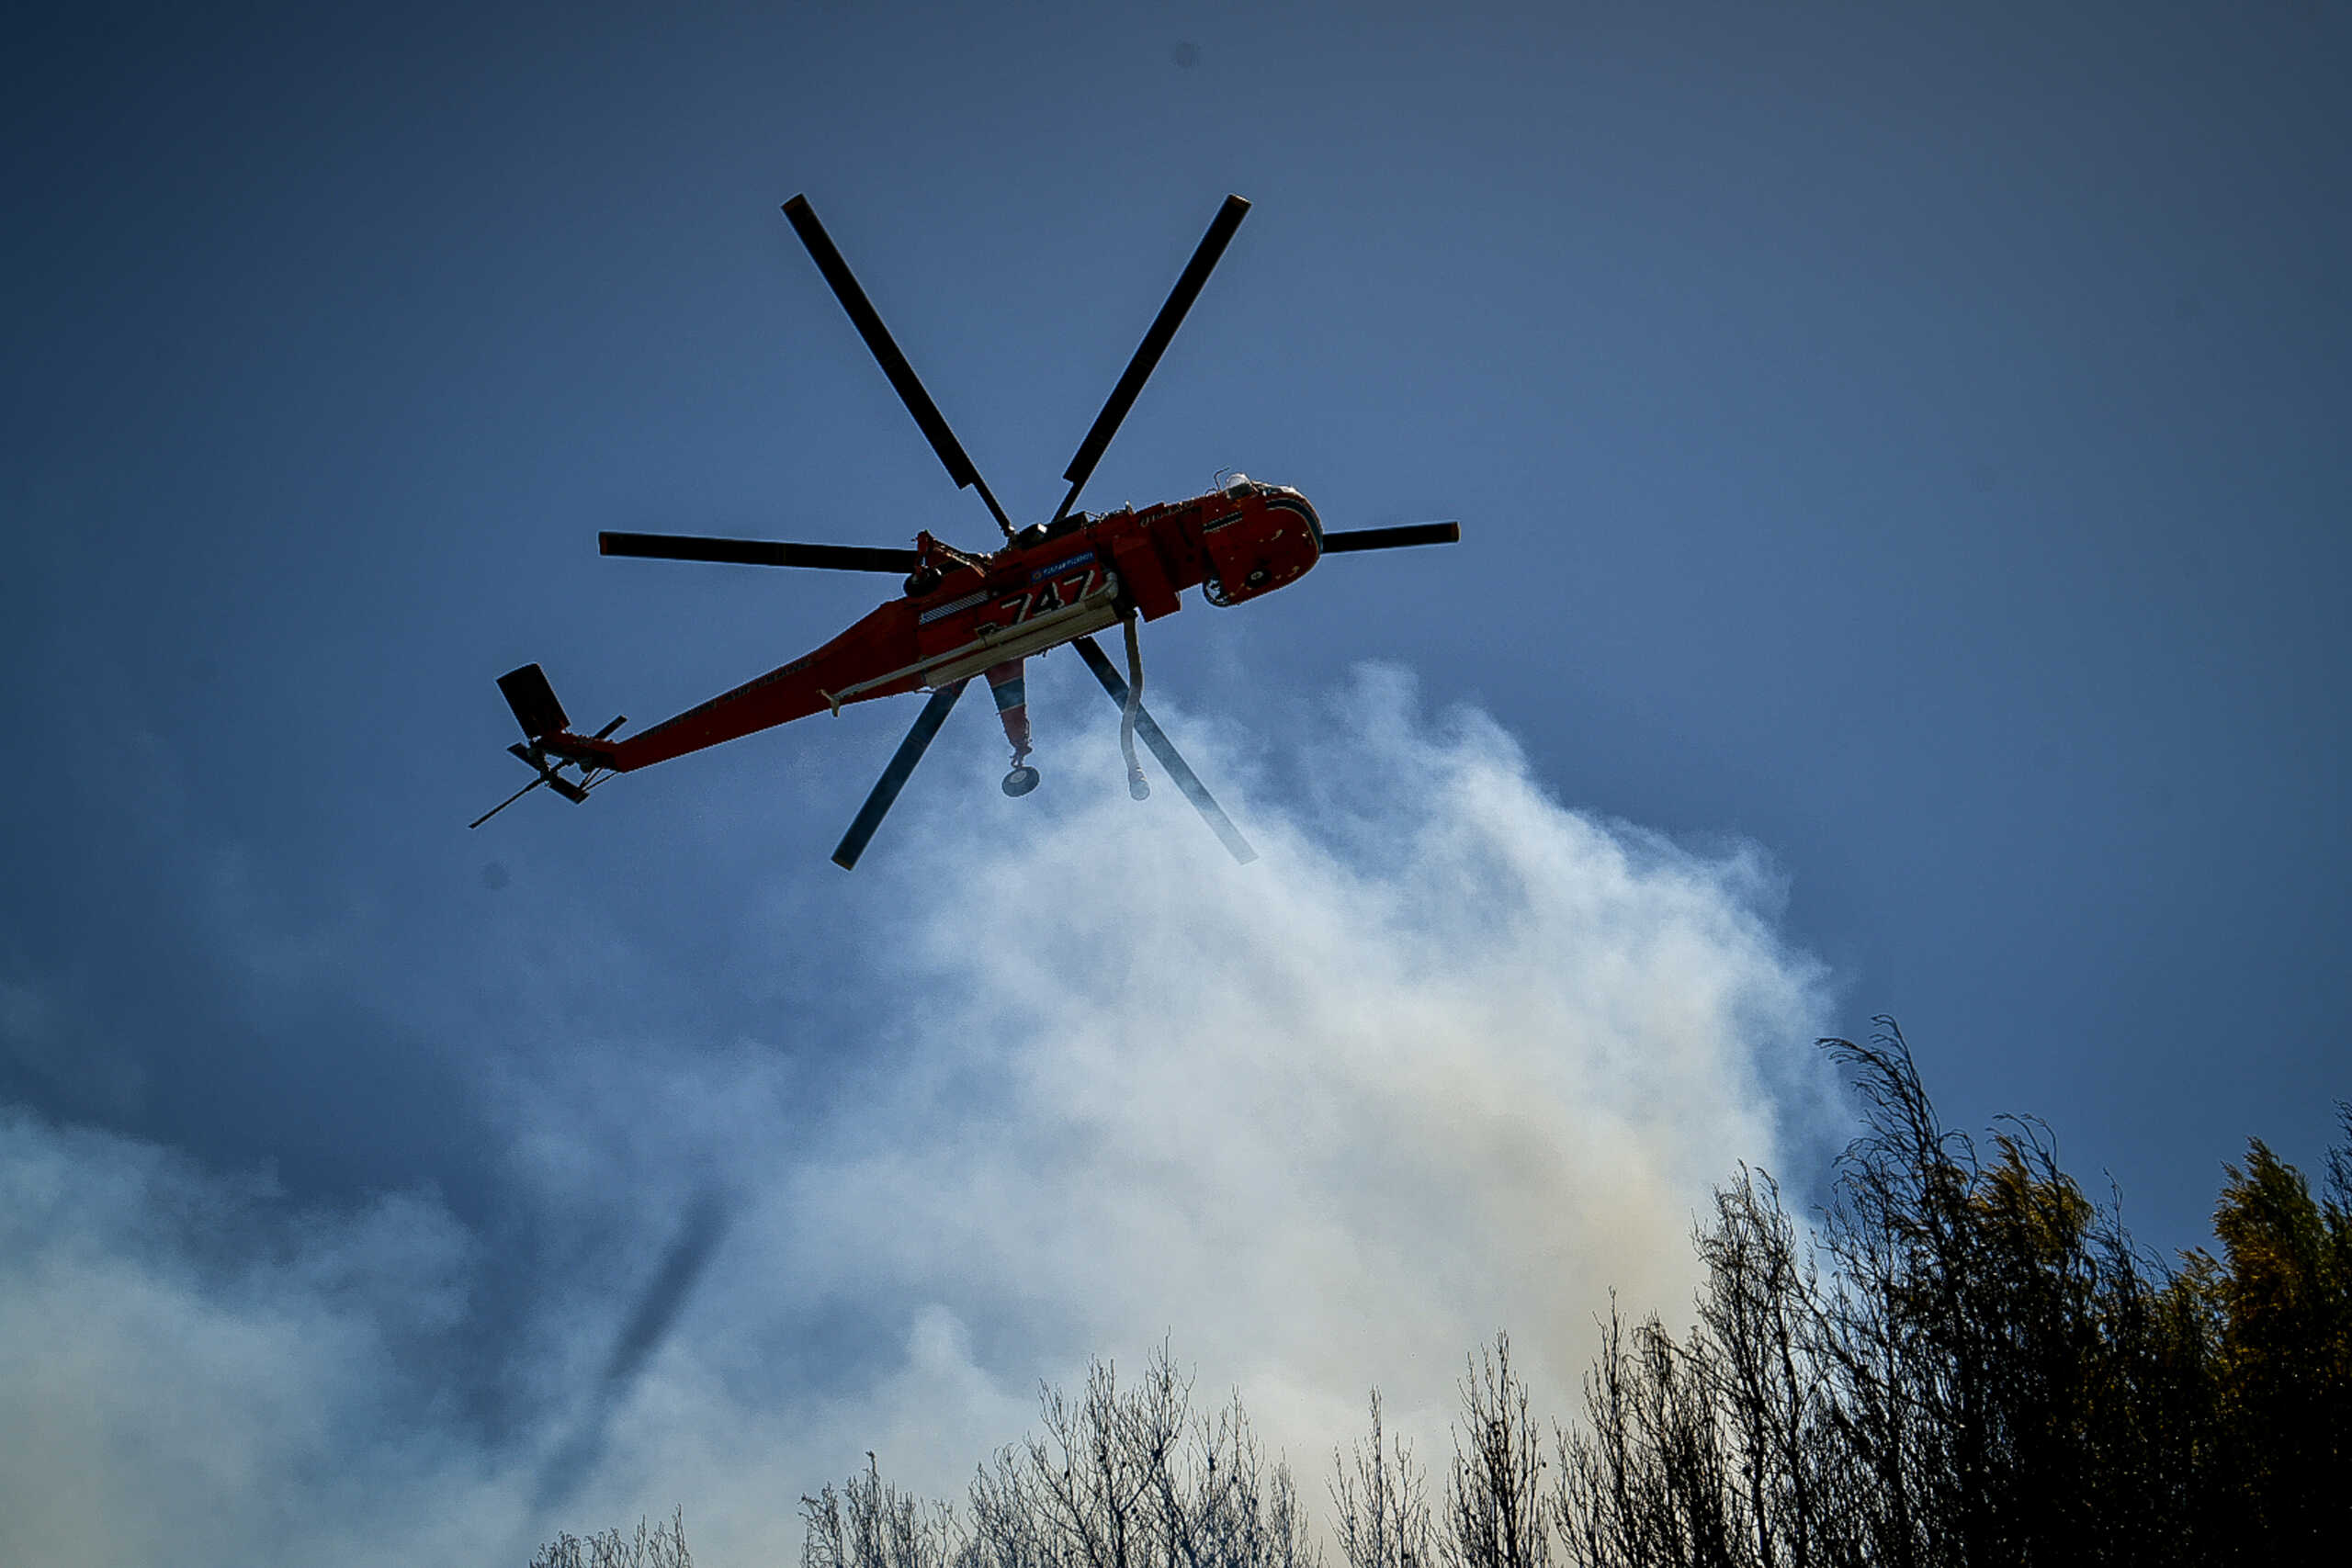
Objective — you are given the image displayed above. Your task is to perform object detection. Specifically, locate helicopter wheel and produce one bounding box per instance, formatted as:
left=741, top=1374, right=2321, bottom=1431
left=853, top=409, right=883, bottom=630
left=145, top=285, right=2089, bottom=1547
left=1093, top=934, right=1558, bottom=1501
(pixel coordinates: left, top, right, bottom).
left=1001, top=764, right=1040, bottom=798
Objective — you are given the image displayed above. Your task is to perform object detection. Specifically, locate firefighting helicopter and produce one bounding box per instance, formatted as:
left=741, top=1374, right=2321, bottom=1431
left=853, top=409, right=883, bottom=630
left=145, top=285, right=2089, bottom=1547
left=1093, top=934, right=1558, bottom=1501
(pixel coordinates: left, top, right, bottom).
left=472, top=194, right=1460, bottom=868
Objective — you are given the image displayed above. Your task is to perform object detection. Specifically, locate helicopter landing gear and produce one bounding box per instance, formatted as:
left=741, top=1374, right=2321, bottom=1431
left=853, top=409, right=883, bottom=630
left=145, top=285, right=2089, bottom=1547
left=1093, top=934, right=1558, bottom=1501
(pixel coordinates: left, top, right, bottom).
left=1002, top=764, right=1040, bottom=797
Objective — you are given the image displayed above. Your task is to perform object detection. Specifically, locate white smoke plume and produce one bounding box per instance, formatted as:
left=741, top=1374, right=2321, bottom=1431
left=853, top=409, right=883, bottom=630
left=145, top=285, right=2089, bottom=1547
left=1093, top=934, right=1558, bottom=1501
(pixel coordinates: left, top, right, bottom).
left=0, top=671, right=1835, bottom=1566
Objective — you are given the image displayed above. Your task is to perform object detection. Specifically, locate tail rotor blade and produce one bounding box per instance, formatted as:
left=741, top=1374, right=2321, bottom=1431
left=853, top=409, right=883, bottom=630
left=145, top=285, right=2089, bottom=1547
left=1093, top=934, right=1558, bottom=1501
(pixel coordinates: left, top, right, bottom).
left=1053, top=195, right=1251, bottom=523
left=832, top=680, right=971, bottom=870
left=782, top=196, right=1013, bottom=538
left=1071, top=636, right=1256, bottom=864
left=469, top=775, right=548, bottom=830
left=1318, top=522, right=1461, bottom=553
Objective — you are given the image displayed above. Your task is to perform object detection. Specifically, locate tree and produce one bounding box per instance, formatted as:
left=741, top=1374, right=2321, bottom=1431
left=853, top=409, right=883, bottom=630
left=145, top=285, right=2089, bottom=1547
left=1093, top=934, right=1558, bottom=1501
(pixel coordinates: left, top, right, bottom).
left=2191, top=1122, right=2352, bottom=1558
left=1445, top=1335, right=1550, bottom=1568
left=810, top=1346, right=1319, bottom=1568
left=1331, top=1390, right=1435, bottom=1568
left=531, top=1508, right=694, bottom=1568
left=1543, top=1021, right=2352, bottom=1568
left=1691, top=1168, right=1830, bottom=1568
left=1555, top=1303, right=1746, bottom=1568
left=803, top=1455, right=963, bottom=1568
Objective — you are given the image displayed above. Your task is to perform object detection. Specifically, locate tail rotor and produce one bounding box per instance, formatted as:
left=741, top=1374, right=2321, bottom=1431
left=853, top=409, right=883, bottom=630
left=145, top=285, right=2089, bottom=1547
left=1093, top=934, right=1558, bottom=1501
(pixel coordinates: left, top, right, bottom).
left=470, top=664, right=623, bottom=829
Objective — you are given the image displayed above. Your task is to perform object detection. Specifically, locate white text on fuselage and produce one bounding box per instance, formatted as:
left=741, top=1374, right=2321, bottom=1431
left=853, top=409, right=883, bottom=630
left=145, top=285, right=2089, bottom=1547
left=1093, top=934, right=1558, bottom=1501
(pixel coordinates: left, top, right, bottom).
left=997, top=565, right=1105, bottom=625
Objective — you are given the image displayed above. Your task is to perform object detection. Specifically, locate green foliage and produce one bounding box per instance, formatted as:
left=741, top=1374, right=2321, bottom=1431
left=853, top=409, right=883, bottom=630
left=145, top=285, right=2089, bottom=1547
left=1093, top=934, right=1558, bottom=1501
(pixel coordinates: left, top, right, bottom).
left=2170, top=1117, right=2352, bottom=1558
left=1540, top=1023, right=2352, bottom=1568
left=1338, top=1028, right=2349, bottom=1568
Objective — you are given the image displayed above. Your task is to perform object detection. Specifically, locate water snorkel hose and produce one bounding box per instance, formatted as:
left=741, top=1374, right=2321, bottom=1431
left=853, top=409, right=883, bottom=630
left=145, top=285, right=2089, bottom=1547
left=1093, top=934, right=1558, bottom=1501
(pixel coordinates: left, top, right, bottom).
left=1120, top=615, right=1150, bottom=801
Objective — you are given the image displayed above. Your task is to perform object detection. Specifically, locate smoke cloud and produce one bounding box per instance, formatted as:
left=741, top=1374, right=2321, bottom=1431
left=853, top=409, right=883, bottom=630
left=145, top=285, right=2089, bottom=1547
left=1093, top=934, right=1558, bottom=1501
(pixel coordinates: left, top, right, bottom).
left=0, top=671, right=1834, bottom=1566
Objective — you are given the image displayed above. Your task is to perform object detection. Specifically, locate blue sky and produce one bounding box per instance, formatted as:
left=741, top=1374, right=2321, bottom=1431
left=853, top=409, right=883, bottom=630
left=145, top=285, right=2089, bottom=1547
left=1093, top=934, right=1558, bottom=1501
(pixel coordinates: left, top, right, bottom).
left=3, top=1, right=2346, bottom=1560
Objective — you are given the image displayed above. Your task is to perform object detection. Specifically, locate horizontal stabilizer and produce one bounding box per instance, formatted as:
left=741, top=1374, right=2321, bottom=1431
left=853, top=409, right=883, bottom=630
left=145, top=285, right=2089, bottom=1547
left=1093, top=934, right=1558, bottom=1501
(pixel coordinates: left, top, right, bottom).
left=498, top=663, right=570, bottom=739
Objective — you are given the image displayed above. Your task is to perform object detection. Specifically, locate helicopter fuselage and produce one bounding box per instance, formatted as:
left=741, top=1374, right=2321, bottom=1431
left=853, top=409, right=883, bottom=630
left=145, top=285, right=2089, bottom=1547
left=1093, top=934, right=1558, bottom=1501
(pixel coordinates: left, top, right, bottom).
left=560, top=479, right=1322, bottom=773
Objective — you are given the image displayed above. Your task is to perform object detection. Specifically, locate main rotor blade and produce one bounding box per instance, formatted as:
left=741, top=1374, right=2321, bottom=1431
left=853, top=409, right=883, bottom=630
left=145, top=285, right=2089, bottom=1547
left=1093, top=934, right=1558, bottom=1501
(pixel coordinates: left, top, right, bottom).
left=1053, top=195, right=1251, bottom=524
left=601, top=532, right=922, bottom=573
left=1318, top=522, right=1462, bottom=554
left=832, top=679, right=970, bottom=871
left=782, top=195, right=1013, bottom=537
left=1071, top=636, right=1257, bottom=864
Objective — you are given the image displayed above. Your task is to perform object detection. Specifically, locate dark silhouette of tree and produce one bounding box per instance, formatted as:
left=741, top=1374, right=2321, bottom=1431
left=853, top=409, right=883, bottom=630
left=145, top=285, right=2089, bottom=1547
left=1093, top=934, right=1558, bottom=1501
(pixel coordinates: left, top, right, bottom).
left=1555, top=1303, right=1745, bottom=1568
left=1537, top=1022, right=2351, bottom=1568
left=780, top=1347, right=1319, bottom=1568
left=1331, top=1390, right=1435, bottom=1568
left=2188, top=1120, right=2352, bottom=1558
left=803, top=1454, right=962, bottom=1568
left=965, top=1344, right=1317, bottom=1568
left=1445, top=1337, right=1551, bottom=1568
left=1690, top=1168, right=1828, bottom=1568
left=531, top=1507, right=693, bottom=1568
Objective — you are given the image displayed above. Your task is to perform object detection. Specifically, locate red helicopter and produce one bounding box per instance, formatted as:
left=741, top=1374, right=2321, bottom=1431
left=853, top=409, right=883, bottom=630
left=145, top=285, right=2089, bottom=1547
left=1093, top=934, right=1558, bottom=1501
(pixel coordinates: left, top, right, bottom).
left=474, top=194, right=1459, bottom=868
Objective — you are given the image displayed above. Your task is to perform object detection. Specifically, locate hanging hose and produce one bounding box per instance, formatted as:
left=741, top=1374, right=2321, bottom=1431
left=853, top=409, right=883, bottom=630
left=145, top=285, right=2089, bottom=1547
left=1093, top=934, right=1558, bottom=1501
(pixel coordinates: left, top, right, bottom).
left=1120, top=615, right=1150, bottom=800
